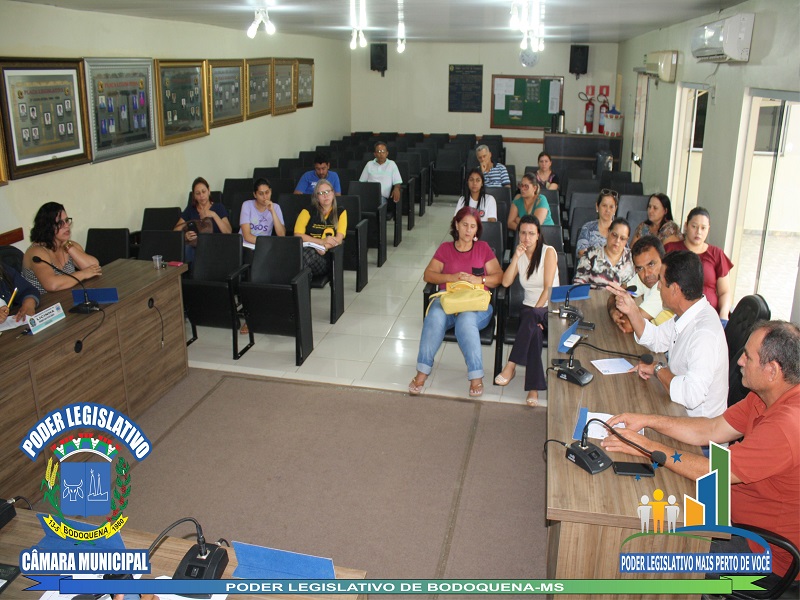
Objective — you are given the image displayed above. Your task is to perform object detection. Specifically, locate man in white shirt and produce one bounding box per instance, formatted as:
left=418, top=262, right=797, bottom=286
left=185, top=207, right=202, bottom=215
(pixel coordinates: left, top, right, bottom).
left=607, top=235, right=673, bottom=333
left=608, top=250, right=728, bottom=419
left=359, top=141, right=402, bottom=207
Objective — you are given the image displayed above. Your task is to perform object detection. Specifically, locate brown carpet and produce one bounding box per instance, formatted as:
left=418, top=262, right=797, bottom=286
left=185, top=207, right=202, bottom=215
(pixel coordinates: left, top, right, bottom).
left=126, top=369, right=547, bottom=591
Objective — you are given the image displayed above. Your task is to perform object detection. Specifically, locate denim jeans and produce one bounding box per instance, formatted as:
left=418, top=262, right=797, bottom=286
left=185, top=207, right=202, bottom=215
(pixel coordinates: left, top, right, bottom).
left=417, top=298, right=493, bottom=380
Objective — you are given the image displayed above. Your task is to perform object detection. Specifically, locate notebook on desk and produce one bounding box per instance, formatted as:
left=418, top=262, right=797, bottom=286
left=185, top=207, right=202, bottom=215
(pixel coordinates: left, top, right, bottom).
left=71, top=288, right=119, bottom=305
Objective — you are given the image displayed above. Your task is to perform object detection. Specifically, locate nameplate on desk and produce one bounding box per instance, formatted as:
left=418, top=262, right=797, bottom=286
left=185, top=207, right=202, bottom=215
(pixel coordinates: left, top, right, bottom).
left=28, top=303, right=65, bottom=335
left=71, top=288, right=119, bottom=305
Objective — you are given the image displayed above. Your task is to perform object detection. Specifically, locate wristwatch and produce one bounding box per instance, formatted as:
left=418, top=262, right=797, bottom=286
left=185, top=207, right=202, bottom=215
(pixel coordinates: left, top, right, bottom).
left=654, top=362, right=666, bottom=376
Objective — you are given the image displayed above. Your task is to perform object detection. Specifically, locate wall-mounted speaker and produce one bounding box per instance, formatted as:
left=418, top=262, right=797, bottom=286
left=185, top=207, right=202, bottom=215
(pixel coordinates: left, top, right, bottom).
left=370, top=43, right=388, bottom=76
left=569, top=45, right=589, bottom=77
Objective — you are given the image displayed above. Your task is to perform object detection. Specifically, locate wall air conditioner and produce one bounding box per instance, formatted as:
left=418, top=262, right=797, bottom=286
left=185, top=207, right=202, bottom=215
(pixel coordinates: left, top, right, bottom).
left=691, top=13, right=754, bottom=63
left=643, top=50, right=678, bottom=83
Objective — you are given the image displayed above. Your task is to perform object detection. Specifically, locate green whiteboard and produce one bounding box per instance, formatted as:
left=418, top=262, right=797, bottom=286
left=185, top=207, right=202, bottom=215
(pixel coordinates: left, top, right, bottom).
left=490, top=75, right=563, bottom=130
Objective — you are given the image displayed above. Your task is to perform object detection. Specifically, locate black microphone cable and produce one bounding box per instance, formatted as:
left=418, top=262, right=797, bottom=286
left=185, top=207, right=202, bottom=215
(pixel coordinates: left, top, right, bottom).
left=583, top=418, right=666, bottom=466
left=575, top=340, right=655, bottom=365
left=148, top=298, right=164, bottom=348
left=74, top=307, right=105, bottom=353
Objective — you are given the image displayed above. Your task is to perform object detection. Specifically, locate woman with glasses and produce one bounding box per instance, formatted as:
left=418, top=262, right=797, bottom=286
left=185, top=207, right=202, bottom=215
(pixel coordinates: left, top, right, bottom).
left=575, top=189, right=619, bottom=257
left=494, top=215, right=558, bottom=407
left=454, top=168, right=497, bottom=222
left=508, top=173, right=554, bottom=232
left=631, top=193, right=682, bottom=246
left=294, top=179, right=347, bottom=277
left=664, top=206, right=733, bottom=320
left=573, top=217, right=634, bottom=287
left=22, top=202, right=101, bottom=294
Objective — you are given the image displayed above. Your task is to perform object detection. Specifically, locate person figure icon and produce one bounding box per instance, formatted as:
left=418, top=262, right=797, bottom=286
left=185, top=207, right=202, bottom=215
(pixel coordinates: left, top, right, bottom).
left=648, top=489, right=669, bottom=533
left=637, top=495, right=652, bottom=533
left=665, top=494, right=680, bottom=533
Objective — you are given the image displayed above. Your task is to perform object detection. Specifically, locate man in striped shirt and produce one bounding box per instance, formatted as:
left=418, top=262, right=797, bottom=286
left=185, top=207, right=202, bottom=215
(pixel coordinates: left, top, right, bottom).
left=476, top=144, right=511, bottom=188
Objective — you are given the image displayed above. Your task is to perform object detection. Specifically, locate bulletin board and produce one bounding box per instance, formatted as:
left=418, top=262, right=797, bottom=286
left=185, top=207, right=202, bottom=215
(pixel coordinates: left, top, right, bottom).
left=490, top=75, right=563, bottom=130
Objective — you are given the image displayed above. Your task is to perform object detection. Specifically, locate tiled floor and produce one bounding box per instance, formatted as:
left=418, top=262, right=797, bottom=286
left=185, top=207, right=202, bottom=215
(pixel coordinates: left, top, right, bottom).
left=186, top=197, right=545, bottom=407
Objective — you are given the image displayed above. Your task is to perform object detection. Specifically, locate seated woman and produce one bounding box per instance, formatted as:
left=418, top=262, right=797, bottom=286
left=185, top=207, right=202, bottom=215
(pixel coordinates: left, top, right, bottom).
left=454, top=168, right=497, bottom=222
left=240, top=177, right=286, bottom=247
left=174, top=176, right=232, bottom=262
left=22, top=202, right=101, bottom=294
left=1, top=263, right=39, bottom=324
left=665, top=206, right=733, bottom=319
left=508, top=173, right=554, bottom=232
left=631, top=193, right=682, bottom=245
left=533, top=152, right=559, bottom=190
left=495, top=215, right=559, bottom=407
left=574, top=217, right=634, bottom=286
left=575, top=189, right=618, bottom=258
left=294, top=179, right=347, bottom=277
left=409, top=207, right=503, bottom=398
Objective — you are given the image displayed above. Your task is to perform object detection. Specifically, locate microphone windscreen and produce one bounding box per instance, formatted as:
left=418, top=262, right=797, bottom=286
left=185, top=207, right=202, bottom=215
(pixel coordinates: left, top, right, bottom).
left=32, top=256, right=42, bottom=263
left=651, top=450, right=667, bottom=466
left=640, top=354, right=654, bottom=365
left=625, top=285, right=638, bottom=292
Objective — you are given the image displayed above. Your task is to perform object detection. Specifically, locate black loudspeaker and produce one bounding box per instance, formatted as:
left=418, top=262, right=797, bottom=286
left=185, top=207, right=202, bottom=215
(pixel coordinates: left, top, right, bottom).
left=569, top=45, right=589, bottom=76
left=370, top=43, right=388, bottom=76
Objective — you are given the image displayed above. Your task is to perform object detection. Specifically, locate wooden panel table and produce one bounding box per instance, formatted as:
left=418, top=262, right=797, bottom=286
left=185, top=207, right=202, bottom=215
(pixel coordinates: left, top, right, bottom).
left=546, top=291, right=708, bottom=600
left=0, top=509, right=366, bottom=599
left=0, top=259, right=189, bottom=504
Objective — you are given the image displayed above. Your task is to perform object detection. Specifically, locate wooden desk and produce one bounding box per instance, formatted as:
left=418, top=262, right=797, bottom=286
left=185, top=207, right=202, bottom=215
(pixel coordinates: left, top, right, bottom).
left=546, top=291, right=707, bottom=599
left=0, top=259, right=189, bottom=504
left=0, top=509, right=366, bottom=599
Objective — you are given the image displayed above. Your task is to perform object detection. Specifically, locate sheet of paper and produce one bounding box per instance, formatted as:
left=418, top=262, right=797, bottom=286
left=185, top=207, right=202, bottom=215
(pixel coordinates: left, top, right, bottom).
left=303, top=241, right=325, bottom=252
left=494, top=94, right=505, bottom=110
left=548, top=80, right=561, bottom=113
left=573, top=408, right=642, bottom=440
left=493, top=77, right=514, bottom=95
left=0, top=314, right=29, bottom=331
left=242, top=240, right=255, bottom=250
left=590, top=357, right=634, bottom=375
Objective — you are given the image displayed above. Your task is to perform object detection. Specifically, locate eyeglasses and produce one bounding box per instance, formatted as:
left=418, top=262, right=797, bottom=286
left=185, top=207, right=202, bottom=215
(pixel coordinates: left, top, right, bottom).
left=375, top=150, right=388, bottom=154
left=317, top=190, right=334, bottom=197
left=56, top=217, right=73, bottom=229
left=634, top=259, right=659, bottom=273
left=519, top=183, right=537, bottom=190
left=600, top=189, right=619, bottom=198
left=609, top=230, right=629, bottom=242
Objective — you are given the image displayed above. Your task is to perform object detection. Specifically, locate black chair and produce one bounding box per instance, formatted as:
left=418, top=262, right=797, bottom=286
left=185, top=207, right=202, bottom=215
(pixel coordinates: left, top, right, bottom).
left=182, top=233, right=253, bottom=360
left=729, top=522, right=799, bottom=599
left=619, top=181, right=644, bottom=196
left=565, top=178, right=600, bottom=211
left=397, top=151, right=423, bottom=217
left=270, top=177, right=297, bottom=196
left=253, top=166, right=281, bottom=180
left=337, top=195, right=369, bottom=292
left=617, top=195, right=649, bottom=220
left=395, top=159, right=415, bottom=233
left=298, top=151, right=316, bottom=167
left=407, top=147, right=433, bottom=208
left=541, top=225, right=565, bottom=253
left=138, top=230, right=184, bottom=264
left=335, top=168, right=358, bottom=197
left=726, top=294, right=771, bottom=361
left=0, top=245, right=24, bottom=272
left=433, top=148, right=464, bottom=197
left=569, top=192, right=600, bottom=226
left=600, top=170, right=631, bottom=189
left=85, top=228, right=130, bottom=266
left=239, top=236, right=314, bottom=366
left=278, top=157, right=302, bottom=179
left=626, top=210, right=648, bottom=239
left=348, top=181, right=387, bottom=267
left=130, top=206, right=182, bottom=257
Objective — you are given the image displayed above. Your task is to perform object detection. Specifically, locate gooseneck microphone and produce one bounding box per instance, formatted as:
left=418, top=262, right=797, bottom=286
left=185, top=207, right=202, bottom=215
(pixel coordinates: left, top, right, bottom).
left=583, top=418, right=667, bottom=467
left=32, top=255, right=99, bottom=314
left=559, top=284, right=590, bottom=320
left=576, top=340, right=654, bottom=365
left=551, top=338, right=594, bottom=386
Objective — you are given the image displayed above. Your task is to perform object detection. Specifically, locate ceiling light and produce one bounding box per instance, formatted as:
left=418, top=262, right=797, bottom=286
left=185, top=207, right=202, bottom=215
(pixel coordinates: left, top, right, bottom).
left=397, top=38, right=406, bottom=53
left=263, top=10, right=276, bottom=35
left=520, top=35, right=528, bottom=50
left=350, top=29, right=358, bottom=49
left=246, top=10, right=263, bottom=39
left=510, top=4, right=520, bottom=30
left=359, top=29, right=367, bottom=47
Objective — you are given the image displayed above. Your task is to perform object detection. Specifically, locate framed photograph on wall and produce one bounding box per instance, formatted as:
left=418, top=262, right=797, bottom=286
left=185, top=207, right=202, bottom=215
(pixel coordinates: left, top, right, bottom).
left=0, top=119, right=8, bottom=185
left=84, top=57, right=157, bottom=163
left=245, top=58, right=272, bottom=119
left=154, top=59, right=209, bottom=145
left=209, top=59, right=244, bottom=128
left=272, top=59, right=296, bottom=116
left=296, top=58, right=314, bottom=108
left=0, top=59, right=91, bottom=179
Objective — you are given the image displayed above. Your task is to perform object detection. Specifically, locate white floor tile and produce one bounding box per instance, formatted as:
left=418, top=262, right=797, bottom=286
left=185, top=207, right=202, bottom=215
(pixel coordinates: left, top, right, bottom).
left=311, top=332, right=383, bottom=361
left=372, top=337, right=420, bottom=366
left=294, top=355, right=370, bottom=380
left=329, top=312, right=396, bottom=337
left=346, top=293, right=409, bottom=316
left=386, top=316, right=424, bottom=341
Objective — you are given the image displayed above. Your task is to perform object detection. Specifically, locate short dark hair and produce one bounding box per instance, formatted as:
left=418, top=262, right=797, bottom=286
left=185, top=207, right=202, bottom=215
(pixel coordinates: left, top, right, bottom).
left=631, top=235, right=665, bottom=259
left=449, top=206, right=483, bottom=241
left=30, top=202, right=66, bottom=250
left=754, top=320, right=800, bottom=384
left=686, top=206, right=711, bottom=225
left=374, top=141, right=387, bottom=152
left=662, top=250, right=703, bottom=300
left=313, top=152, right=330, bottom=165
left=609, top=217, right=630, bottom=237
left=253, top=178, right=271, bottom=193
left=647, top=193, right=674, bottom=226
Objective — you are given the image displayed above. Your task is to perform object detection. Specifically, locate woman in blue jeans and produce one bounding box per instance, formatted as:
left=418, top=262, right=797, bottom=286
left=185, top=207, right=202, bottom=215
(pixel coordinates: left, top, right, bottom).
left=409, top=207, right=503, bottom=398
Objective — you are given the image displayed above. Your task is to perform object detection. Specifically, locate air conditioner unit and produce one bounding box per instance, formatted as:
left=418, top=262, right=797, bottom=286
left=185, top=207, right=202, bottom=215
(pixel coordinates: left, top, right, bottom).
left=643, top=50, right=678, bottom=82
left=691, top=13, right=754, bottom=63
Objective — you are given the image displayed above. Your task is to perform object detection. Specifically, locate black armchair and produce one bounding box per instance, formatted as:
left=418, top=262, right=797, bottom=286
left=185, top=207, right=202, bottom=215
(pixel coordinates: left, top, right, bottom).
left=130, top=206, right=181, bottom=258
left=725, top=294, right=770, bottom=407
left=85, top=228, right=130, bottom=266
left=182, top=233, right=253, bottom=360
left=433, top=148, right=465, bottom=197
left=348, top=181, right=388, bottom=267
left=729, top=522, right=799, bottom=599
left=138, top=230, right=184, bottom=264
left=395, top=159, right=415, bottom=233
left=337, top=195, right=369, bottom=292
left=239, top=236, right=314, bottom=366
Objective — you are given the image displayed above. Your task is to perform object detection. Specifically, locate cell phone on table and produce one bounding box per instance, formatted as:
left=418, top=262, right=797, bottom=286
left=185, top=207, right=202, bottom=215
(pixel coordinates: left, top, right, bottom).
left=613, top=461, right=655, bottom=477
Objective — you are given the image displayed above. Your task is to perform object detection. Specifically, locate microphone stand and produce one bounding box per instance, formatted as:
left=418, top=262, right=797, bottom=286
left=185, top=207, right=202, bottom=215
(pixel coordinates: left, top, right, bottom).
left=551, top=339, right=594, bottom=386
left=558, top=284, right=589, bottom=321
left=32, top=255, right=98, bottom=314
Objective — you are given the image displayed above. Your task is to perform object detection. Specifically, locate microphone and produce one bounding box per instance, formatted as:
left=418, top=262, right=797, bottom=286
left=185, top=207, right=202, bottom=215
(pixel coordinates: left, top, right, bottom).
left=577, top=340, right=654, bottom=365
left=551, top=338, right=594, bottom=386
left=592, top=283, right=639, bottom=295
left=583, top=418, right=667, bottom=467
left=565, top=414, right=613, bottom=475
left=559, top=284, right=589, bottom=320
left=172, top=518, right=230, bottom=597
left=32, top=255, right=99, bottom=314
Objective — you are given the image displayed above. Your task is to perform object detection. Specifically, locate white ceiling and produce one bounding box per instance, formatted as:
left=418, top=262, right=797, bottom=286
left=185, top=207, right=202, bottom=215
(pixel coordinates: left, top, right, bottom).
left=14, top=0, right=745, bottom=44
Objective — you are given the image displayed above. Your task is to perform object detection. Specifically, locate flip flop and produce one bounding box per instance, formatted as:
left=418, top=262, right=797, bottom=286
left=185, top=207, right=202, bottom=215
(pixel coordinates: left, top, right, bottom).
left=408, top=378, right=425, bottom=396
left=469, top=381, right=484, bottom=397
left=526, top=393, right=539, bottom=407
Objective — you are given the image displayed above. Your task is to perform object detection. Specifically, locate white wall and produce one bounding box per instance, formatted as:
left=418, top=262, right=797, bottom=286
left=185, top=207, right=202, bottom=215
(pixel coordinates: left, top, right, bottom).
left=615, top=0, right=800, bottom=248
left=349, top=41, right=618, bottom=172
left=0, top=0, right=352, bottom=246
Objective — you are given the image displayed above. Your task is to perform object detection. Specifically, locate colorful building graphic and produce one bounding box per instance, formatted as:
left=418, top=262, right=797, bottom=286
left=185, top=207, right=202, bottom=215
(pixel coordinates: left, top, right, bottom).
left=683, top=442, right=730, bottom=527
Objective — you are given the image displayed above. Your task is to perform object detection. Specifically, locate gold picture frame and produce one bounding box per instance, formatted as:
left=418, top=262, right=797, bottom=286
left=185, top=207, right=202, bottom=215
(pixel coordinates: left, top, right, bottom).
left=209, top=59, right=244, bottom=128
left=245, top=58, right=273, bottom=119
left=154, top=59, right=209, bottom=145
left=272, top=59, right=296, bottom=116
left=0, top=118, right=8, bottom=185
left=296, top=58, right=314, bottom=108
left=0, top=58, right=91, bottom=179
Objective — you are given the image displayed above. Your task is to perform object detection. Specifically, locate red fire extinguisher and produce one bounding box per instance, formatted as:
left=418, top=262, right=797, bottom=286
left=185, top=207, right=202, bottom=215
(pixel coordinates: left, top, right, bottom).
left=580, top=86, right=596, bottom=133
left=598, top=94, right=609, bottom=134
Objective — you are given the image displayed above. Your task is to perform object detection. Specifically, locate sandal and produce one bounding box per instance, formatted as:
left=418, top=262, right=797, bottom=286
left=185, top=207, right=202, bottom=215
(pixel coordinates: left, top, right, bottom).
left=408, top=377, right=425, bottom=396
left=494, top=371, right=515, bottom=386
left=240, top=323, right=249, bottom=335
left=526, top=392, right=539, bottom=407
left=469, top=381, right=484, bottom=397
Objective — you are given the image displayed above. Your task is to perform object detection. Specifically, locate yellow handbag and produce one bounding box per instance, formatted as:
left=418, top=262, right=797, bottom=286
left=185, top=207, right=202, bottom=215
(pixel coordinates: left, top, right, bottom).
left=426, top=280, right=491, bottom=316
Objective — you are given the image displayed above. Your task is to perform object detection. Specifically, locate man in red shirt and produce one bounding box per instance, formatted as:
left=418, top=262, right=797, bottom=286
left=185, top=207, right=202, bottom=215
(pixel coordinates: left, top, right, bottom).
left=602, top=320, right=800, bottom=592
